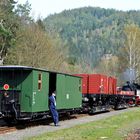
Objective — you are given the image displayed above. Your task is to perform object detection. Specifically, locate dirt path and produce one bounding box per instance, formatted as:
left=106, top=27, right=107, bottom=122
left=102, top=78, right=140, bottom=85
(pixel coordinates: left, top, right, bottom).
left=0, top=107, right=139, bottom=140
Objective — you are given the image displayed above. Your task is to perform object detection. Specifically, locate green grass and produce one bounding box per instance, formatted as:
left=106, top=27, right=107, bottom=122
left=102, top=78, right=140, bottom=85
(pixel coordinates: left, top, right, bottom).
left=27, top=108, right=140, bottom=140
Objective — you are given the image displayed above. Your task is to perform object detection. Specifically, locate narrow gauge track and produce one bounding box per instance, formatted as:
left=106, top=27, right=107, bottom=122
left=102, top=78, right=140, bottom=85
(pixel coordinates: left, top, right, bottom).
left=0, top=113, right=88, bottom=135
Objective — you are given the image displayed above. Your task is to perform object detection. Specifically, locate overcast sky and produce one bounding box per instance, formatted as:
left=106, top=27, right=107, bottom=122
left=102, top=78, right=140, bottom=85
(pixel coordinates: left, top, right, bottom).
left=18, top=0, right=140, bottom=19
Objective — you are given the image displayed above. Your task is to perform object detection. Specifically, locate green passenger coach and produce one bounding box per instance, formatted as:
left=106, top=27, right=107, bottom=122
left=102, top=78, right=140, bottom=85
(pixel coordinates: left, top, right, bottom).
left=0, top=66, right=82, bottom=122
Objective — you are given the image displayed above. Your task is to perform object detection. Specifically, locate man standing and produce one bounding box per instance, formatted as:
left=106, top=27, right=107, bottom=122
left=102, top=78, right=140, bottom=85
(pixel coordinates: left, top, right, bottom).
left=49, top=91, right=59, bottom=126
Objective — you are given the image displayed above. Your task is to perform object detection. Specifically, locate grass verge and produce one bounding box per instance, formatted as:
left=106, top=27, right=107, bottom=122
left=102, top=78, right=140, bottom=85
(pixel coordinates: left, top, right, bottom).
left=27, top=108, right=140, bottom=140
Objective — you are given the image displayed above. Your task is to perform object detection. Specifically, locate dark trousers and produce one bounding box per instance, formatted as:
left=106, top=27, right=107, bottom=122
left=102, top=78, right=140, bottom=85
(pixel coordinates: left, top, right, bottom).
left=50, top=107, right=59, bottom=125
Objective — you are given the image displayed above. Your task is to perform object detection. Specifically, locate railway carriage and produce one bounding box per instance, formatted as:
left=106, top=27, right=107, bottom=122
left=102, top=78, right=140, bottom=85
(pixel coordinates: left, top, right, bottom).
left=0, top=66, right=82, bottom=123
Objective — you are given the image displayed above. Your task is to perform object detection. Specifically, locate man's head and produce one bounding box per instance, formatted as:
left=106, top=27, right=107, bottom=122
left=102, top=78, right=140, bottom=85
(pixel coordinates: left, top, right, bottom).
left=52, top=92, right=56, bottom=97
left=126, top=81, right=130, bottom=85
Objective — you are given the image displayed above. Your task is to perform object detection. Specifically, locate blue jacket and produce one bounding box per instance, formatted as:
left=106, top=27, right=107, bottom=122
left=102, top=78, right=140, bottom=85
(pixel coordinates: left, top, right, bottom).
left=49, top=95, right=56, bottom=109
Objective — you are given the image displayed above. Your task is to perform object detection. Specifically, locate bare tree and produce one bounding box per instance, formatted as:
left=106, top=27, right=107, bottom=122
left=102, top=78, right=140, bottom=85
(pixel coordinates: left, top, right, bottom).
left=5, top=23, right=66, bottom=71
left=119, top=24, right=140, bottom=82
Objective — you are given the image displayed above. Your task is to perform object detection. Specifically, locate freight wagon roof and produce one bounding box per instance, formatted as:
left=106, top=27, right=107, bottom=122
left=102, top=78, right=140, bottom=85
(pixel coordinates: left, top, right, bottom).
left=0, top=65, right=80, bottom=78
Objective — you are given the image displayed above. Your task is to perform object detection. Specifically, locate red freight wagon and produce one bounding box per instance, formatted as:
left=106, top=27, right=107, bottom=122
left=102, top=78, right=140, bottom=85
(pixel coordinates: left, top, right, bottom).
left=108, top=77, right=117, bottom=94
left=113, top=77, right=117, bottom=94
left=74, top=74, right=88, bottom=94
left=88, top=74, right=108, bottom=94
left=108, top=76, right=113, bottom=94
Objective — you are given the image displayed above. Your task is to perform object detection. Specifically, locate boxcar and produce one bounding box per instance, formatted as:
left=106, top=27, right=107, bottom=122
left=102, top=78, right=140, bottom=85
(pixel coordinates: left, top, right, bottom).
left=0, top=66, right=82, bottom=122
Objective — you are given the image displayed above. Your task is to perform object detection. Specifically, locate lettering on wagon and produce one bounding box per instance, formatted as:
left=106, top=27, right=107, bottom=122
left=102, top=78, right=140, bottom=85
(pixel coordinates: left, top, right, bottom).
left=32, top=91, right=36, bottom=105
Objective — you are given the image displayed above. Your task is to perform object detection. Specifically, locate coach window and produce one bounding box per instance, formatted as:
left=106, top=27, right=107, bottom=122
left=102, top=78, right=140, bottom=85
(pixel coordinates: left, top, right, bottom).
left=38, top=73, right=42, bottom=91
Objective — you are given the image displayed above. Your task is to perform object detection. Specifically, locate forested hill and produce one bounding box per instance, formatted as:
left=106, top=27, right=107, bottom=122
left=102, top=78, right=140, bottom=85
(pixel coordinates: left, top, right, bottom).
left=44, top=7, right=140, bottom=69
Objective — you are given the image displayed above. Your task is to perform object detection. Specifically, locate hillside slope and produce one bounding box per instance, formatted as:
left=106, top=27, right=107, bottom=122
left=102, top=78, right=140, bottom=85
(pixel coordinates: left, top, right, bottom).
left=44, top=7, right=140, bottom=68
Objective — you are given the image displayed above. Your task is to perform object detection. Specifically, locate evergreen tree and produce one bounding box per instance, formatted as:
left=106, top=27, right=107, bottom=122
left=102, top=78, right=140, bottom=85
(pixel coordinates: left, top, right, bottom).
left=0, top=0, right=18, bottom=64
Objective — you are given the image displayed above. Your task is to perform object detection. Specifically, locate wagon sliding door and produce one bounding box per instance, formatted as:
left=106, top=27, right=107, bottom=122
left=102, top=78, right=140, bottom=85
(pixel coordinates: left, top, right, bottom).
left=56, top=74, right=82, bottom=110
left=56, top=74, right=66, bottom=109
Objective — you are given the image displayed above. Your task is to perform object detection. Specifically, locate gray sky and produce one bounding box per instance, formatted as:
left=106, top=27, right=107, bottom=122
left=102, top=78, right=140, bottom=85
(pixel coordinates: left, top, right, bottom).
left=18, top=0, right=140, bottom=19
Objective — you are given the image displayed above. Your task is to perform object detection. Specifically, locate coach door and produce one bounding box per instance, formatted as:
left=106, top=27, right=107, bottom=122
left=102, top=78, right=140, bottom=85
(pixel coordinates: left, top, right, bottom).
left=56, top=74, right=66, bottom=109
